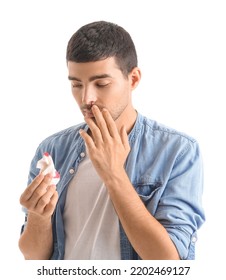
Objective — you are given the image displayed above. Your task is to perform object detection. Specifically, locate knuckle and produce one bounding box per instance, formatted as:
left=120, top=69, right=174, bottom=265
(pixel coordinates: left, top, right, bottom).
left=98, top=119, right=106, bottom=128
left=19, top=194, right=32, bottom=210
left=19, top=194, right=25, bottom=205
left=38, top=197, right=49, bottom=207
left=34, top=187, right=46, bottom=198
left=23, top=201, right=35, bottom=212
left=48, top=199, right=57, bottom=209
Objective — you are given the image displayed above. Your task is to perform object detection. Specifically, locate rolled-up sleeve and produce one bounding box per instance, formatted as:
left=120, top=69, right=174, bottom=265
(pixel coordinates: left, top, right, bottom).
left=155, top=140, right=205, bottom=259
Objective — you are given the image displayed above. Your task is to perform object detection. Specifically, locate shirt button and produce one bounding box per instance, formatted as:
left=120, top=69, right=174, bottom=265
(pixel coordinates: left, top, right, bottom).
left=69, top=168, right=75, bottom=174
left=80, top=152, right=86, bottom=158
left=191, top=236, right=197, bottom=243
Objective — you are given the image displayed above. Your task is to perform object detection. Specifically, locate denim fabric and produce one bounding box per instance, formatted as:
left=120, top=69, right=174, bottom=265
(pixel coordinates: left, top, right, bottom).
left=22, top=113, right=205, bottom=259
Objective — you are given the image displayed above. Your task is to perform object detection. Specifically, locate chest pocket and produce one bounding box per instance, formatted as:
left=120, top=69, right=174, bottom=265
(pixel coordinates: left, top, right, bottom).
left=133, top=180, right=163, bottom=215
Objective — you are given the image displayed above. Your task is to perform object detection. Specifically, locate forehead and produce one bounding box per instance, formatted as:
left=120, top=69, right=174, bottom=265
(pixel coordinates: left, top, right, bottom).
left=67, top=57, right=122, bottom=79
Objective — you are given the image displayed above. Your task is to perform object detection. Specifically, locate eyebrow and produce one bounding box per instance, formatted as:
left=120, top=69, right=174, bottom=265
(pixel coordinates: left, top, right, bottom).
left=68, top=74, right=113, bottom=82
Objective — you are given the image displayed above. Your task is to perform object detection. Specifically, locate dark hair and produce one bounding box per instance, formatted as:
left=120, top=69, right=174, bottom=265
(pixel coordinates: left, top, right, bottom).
left=66, top=21, right=138, bottom=77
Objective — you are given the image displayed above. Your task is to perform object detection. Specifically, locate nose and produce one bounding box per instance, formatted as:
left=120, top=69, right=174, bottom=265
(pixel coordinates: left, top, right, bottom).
left=82, top=86, right=97, bottom=105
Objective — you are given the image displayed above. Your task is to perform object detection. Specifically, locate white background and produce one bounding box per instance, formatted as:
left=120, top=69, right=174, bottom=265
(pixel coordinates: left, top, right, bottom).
left=0, top=0, right=225, bottom=278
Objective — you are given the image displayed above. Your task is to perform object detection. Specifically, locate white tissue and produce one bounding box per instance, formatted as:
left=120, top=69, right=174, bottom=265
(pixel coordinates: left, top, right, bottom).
left=36, top=152, right=60, bottom=185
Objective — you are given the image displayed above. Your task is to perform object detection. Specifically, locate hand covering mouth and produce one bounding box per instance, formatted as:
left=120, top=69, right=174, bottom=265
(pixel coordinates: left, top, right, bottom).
left=82, top=109, right=94, bottom=118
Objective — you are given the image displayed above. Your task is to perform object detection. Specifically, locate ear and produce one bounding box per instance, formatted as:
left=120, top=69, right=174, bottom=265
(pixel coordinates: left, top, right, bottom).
left=129, top=67, right=141, bottom=90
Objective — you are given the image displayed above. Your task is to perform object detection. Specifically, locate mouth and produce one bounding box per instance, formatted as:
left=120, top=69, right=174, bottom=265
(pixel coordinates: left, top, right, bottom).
left=82, top=109, right=95, bottom=118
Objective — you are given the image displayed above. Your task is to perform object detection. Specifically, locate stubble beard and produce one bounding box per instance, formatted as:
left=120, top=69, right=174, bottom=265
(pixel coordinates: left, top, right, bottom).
left=81, top=102, right=129, bottom=123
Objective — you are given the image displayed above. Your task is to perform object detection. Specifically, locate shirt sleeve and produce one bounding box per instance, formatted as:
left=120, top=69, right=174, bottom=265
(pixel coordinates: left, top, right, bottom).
left=154, top=140, right=205, bottom=259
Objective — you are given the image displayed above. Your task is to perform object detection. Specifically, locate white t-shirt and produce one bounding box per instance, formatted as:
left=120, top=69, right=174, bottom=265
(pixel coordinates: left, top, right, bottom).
left=63, top=152, right=121, bottom=260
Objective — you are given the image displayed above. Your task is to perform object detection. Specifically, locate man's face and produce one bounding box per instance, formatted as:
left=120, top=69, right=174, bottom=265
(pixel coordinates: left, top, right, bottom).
left=67, top=57, right=133, bottom=121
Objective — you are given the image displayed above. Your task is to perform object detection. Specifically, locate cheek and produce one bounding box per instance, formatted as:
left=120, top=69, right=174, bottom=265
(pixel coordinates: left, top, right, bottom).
left=72, top=91, right=82, bottom=105
left=105, top=87, right=130, bottom=110
left=114, top=84, right=130, bottom=102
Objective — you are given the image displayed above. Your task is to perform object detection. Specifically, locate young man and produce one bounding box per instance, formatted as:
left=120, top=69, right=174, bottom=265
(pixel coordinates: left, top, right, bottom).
left=19, top=21, right=205, bottom=260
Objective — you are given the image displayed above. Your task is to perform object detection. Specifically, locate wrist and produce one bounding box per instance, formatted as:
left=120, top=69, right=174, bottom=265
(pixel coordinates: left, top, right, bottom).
left=104, top=168, right=130, bottom=190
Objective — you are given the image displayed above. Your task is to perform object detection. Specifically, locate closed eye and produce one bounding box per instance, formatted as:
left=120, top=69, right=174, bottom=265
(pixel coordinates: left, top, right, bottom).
left=72, top=83, right=83, bottom=88
left=96, top=83, right=110, bottom=88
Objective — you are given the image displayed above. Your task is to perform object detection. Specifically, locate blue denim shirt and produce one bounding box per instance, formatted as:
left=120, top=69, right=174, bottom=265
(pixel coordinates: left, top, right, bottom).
left=22, top=113, right=205, bottom=260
